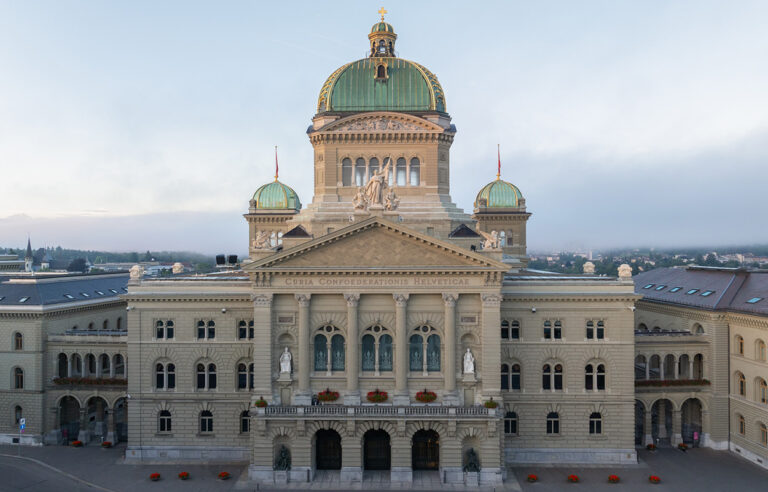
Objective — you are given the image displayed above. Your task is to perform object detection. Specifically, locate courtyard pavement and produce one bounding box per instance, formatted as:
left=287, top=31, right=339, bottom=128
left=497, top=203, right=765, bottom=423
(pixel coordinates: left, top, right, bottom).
left=1, top=443, right=767, bottom=491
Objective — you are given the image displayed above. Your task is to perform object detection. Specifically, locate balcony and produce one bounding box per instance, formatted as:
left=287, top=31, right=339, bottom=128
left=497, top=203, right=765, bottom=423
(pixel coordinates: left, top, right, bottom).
left=635, top=379, right=711, bottom=393
left=51, top=377, right=127, bottom=389
left=255, top=405, right=499, bottom=419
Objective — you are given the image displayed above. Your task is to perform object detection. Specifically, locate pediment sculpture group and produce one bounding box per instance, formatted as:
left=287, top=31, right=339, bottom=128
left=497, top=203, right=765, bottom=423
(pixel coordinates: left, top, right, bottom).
left=353, top=161, right=399, bottom=212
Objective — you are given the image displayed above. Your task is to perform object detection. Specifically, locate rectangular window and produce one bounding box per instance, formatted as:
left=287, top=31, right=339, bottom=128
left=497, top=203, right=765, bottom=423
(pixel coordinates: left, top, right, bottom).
left=596, top=321, right=604, bottom=339
left=686, top=289, right=699, bottom=295
left=669, top=287, right=682, bottom=293
left=511, top=322, right=520, bottom=339
left=654, top=285, right=667, bottom=291
left=701, top=290, right=715, bottom=297
left=589, top=419, right=602, bottom=435
left=642, top=284, right=654, bottom=289
left=747, top=297, right=764, bottom=304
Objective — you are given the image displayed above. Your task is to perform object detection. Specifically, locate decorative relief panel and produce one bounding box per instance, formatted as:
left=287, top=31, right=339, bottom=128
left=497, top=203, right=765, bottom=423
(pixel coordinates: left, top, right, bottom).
left=333, top=117, right=427, bottom=132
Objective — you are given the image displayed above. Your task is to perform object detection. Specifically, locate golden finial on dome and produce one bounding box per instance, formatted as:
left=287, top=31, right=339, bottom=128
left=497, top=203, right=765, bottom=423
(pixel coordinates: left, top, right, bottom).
left=378, top=7, right=387, bottom=21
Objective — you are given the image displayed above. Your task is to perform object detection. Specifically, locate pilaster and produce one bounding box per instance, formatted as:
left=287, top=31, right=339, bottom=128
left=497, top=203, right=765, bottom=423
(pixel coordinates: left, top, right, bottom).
left=481, top=293, right=502, bottom=399
left=443, top=293, right=459, bottom=405
left=393, top=293, right=410, bottom=405
left=295, top=294, right=312, bottom=405
left=252, top=294, right=274, bottom=402
left=344, top=293, right=361, bottom=405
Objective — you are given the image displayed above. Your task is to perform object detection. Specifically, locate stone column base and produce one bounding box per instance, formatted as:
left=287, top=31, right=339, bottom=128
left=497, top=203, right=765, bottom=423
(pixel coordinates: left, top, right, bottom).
left=293, top=393, right=312, bottom=406
left=672, top=433, right=683, bottom=445
left=390, top=467, right=412, bottom=483
left=644, top=434, right=653, bottom=446
left=443, top=466, right=463, bottom=484
left=340, top=466, right=362, bottom=482
left=393, top=394, right=410, bottom=406
left=77, top=430, right=90, bottom=443
left=344, top=392, right=361, bottom=405
left=442, top=391, right=460, bottom=406
left=465, top=471, right=479, bottom=486
left=105, top=432, right=115, bottom=443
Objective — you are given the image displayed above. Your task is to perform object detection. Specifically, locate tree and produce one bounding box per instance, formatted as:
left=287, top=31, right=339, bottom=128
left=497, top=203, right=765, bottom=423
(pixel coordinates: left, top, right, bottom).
left=67, top=258, right=87, bottom=272
left=143, top=250, right=153, bottom=261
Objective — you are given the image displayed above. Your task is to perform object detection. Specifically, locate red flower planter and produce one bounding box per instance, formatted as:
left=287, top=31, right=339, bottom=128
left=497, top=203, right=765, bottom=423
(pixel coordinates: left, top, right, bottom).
left=366, top=389, right=388, bottom=403
left=415, top=389, right=437, bottom=403
left=649, top=475, right=661, bottom=484
left=149, top=473, right=161, bottom=481
left=608, top=474, right=620, bottom=483
left=318, top=388, right=340, bottom=402
left=567, top=474, right=579, bottom=483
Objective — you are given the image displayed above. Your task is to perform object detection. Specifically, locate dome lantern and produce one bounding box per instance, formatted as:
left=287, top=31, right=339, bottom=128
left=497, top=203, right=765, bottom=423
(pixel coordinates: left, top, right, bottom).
left=368, top=8, right=397, bottom=57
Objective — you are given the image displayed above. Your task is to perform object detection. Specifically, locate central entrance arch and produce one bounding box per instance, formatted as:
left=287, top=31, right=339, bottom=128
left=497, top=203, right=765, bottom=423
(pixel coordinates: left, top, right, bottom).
left=315, top=429, right=342, bottom=470
left=58, top=396, right=80, bottom=444
left=363, top=429, right=391, bottom=470
left=412, top=429, right=439, bottom=470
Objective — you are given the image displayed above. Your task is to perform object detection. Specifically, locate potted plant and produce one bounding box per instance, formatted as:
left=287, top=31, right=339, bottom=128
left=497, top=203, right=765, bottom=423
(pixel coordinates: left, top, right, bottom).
left=646, top=443, right=656, bottom=451
left=254, top=396, right=268, bottom=408
left=101, top=441, right=112, bottom=448
left=415, top=389, right=437, bottom=403
left=178, top=472, right=189, bottom=480
left=678, top=443, right=688, bottom=452
left=318, top=388, right=340, bottom=402
left=608, top=474, right=620, bottom=483
left=527, top=474, right=538, bottom=483
left=649, top=475, right=661, bottom=484
left=218, top=471, right=231, bottom=480
left=149, top=473, right=161, bottom=482
left=567, top=474, right=579, bottom=483
left=71, top=440, right=83, bottom=447
left=366, top=388, right=388, bottom=403
left=484, top=398, right=499, bottom=409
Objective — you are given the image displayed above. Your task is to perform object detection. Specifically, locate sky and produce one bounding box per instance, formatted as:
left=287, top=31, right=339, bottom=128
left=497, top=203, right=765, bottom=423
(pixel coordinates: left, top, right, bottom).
left=1, top=0, right=767, bottom=254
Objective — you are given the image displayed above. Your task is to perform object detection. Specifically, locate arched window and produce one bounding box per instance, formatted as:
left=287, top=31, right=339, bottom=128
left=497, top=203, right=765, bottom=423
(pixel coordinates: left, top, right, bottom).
left=199, top=410, right=213, bottom=433
left=546, top=412, right=559, bottom=434
left=208, top=363, right=217, bottom=389
left=342, top=158, right=352, bottom=186
left=331, top=334, right=345, bottom=371
left=586, top=321, right=594, bottom=339
left=737, top=372, right=746, bottom=396
left=694, top=323, right=704, bottom=335
left=362, top=334, right=375, bottom=372
left=426, top=334, right=441, bottom=371
left=396, top=157, right=406, bottom=186
left=554, top=364, right=563, bottom=390
left=156, top=320, right=165, bottom=339
left=167, top=363, right=175, bottom=389
left=99, top=354, right=110, bottom=377
left=71, top=354, right=82, bottom=377
left=409, top=334, right=423, bottom=371
left=736, top=335, right=744, bottom=355
left=249, top=363, right=254, bottom=389
left=58, top=353, right=68, bottom=378
left=585, top=364, right=594, bottom=390
left=759, top=379, right=768, bottom=404
left=542, top=364, right=551, bottom=390
left=14, top=367, right=24, bottom=389
left=597, top=321, right=605, bottom=339
left=649, top=355, right=661, bottom=380
left=761, top=423, right=768, bottom=446
left=248, top=320, right=254, bottom=339
left=197, top=320, right=205, bottom=340
left=589, top=412, right=602, bottom=434
left=511, top=364, right=521, bottom=390
left=369, top=157, right=380, bottom=178
left=314, top=334, right=328, bottom=371
left=379, top=334, right=393, bottom=371
left=543, top=321, right=551, bottom=339
left=238, top=321, right=248, bottom=340
left=207, top=321, right=215, bottom=339
left=237, top=363, right=248, bottom=390
left=196, top=363, right=206, bottom=389
left=409, top=157, right=420, bottom=185
left=156, top=363, right=165, bottom=389
left=504, top=411, right=518, bottom=436
left=88, top=322, right=94, bottom=331
left=116, top=317, right=122, bottom=331
left=114, top=354, right=125, bottom=377
left=240, top=410, right=250, bottom=433
left=554, top=321, right=562, bottom=339
left=738, top=414, right=746, bottom=435
left=14, top=406, right=22, bottom=425
left=501, top=320, right=509, bottom=340
left=355, top=158, right=366, bottom=186
left=103, top=320, right=109, bottom=330
left=597, top=364, right=606, bottom=390
left=501, top=364, right=509, bottom=390
left=511, top=320, right=520, bottom=339
left=156, top=363, right=175, bottom=389
left=635, top=355, right=647, bottom=380
left=166, top=320, right=174, bottom=339
left=158, top=410, right=172, bottom=433
left=757, top=340, right=766, bottom=361
left=13, top=333, right=22, bottom=351
left=693, top=354, right=704, bottom=379
left=638, top=323, right=648, bottom=332
left=86, top=354, right=96, bottom=376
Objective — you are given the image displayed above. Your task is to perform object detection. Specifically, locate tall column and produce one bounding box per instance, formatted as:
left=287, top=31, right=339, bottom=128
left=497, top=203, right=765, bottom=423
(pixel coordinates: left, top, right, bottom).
left=442, top=293, right=459, bottom=405
left=481, top=293, right=503, bottom=398
left=393, top=293, right=409, bottom=405
left=105, top=409, right=116, bottom=443
left=689, top=358, right=694, bottom=380
left=67, top=356, right=73, bottom=377
left=643, top=406, right=653, bottom=446
left=252, top=294, right=274, bottom=403
left=344, top=293, right=361, bottom=405
left=660, top=358, right=665, bottom=381
left=295, top=294, right=312, bottom=405
left=645, top=358, right=650, bottom=380
left=671, top=409, right=683, bottom=445
left=658, top=403, right=668, bottom=439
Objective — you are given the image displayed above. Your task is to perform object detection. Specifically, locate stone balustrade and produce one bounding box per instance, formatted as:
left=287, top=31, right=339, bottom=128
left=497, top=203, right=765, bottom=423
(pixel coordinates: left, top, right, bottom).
left=258, top=404, right=497, bottom=418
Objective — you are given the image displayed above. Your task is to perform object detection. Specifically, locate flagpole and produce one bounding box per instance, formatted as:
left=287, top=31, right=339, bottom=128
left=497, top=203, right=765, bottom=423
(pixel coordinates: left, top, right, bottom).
left=274, top=146, right=279, bottom=181
left=497, top=144, right=501, bottom=180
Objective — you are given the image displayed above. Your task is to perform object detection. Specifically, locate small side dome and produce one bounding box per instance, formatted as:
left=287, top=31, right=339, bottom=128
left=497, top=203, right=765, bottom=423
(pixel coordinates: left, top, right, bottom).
left=371, top=21, right=395, bottom=33
left=474, top=179, right=524, bottom=209
left=252, top=181, right=301, bottom=211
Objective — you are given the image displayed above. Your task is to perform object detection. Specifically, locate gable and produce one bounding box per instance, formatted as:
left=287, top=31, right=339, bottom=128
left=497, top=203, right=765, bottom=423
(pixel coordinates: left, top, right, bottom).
left=319, top=112, right=444, bottom=133
left=245, top=218, right=508, bottom=273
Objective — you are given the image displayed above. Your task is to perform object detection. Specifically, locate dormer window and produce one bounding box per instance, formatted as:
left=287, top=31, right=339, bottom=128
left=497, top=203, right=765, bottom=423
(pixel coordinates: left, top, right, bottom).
left=375, top=63, right=388, bottom=80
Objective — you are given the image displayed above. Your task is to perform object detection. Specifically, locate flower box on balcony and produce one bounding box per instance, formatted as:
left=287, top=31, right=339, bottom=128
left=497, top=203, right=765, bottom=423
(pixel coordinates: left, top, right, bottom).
left=415, top=389, right=437, bottom=403
left=366, top=389, right=388, bottom=403
left=318, top=388, right=340, bottom=402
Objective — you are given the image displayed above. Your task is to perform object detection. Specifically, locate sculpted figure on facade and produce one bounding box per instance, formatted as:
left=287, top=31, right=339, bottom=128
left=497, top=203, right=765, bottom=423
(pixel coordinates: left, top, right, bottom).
left=618, top=263, right=632, bottom=279
left=353, top=186, right=367, bottom=210
left=583, top=261, right=596, bottom=274
left=252, top=230, right=271, bottom=249
left=385, top=187, right=400, bottom=211
left=463, top=347, right=475, bottom=374
left=279, top=347, right=292, bottom=373
left=478, top=229, right=500, bottom=249
left=129, top=264, right=143, bottom=280
left=364, top=160, right=391, bottom=205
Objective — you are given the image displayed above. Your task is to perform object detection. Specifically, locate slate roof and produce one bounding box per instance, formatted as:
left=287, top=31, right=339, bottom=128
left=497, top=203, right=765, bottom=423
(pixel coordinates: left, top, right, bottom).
left=0, top=273, right=128, bottom=307
left=634, top=266, right=768, bottom=315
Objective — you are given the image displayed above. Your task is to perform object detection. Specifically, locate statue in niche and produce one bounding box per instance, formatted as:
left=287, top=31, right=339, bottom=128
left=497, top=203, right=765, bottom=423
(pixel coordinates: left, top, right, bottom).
left=353, top=186, right=367, bottom=210
left=279, top=347, right=292, bottom=374
left=463, top=447, right=480, bottom=472
left=252, top=230, right=271, bottom=249
left=364, top=160, right=392, bottom=205
left=463, top=348, right=475, bottom=374
left=384, top=188, right=399, bottom=211
left=478, top=229, right=500, bottom=249
left=274, top=445, right=291, bottom=471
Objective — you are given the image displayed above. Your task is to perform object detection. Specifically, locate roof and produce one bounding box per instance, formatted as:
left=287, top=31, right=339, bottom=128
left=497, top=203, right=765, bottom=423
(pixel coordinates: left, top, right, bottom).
left=317, top=57, right=446, bottom=113
left=0, top=273, right=128, bottom=308
left=634, top=266, right=768, bottom=315
left=475, top=179, right=524, bottom=209
left=252, top=180, right=301, bottom=210
left=371, top=21, right=394, bottom=33
left=449, top=224, right=481, bottom=238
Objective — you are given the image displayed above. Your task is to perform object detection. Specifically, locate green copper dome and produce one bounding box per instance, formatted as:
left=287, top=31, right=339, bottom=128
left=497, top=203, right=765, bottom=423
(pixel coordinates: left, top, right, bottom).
left=252, top=180, right=301, bottom=210
left=475, top=179, right=524, bottom=208
left=371, top=21, right=394, bottom=33
left=317, top=58, right=446, bottom=113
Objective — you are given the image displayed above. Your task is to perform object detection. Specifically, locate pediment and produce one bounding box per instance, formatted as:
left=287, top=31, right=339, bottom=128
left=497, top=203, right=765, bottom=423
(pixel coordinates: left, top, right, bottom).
left=318, top=112, right=445, bottom=133
left=245, top=217, right=508, bottom=273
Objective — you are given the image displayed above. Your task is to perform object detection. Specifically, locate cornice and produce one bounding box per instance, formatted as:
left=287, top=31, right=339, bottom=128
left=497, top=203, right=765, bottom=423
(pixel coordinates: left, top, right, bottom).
left=502, top=294, right=639, bottom=303
left=310, top=132, right=453, bottom=145
left=637, top=300, right=727, bottom=322
left=0, top=299, right=125, bottom=320
left=125, top=295, right=252, bottom=303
